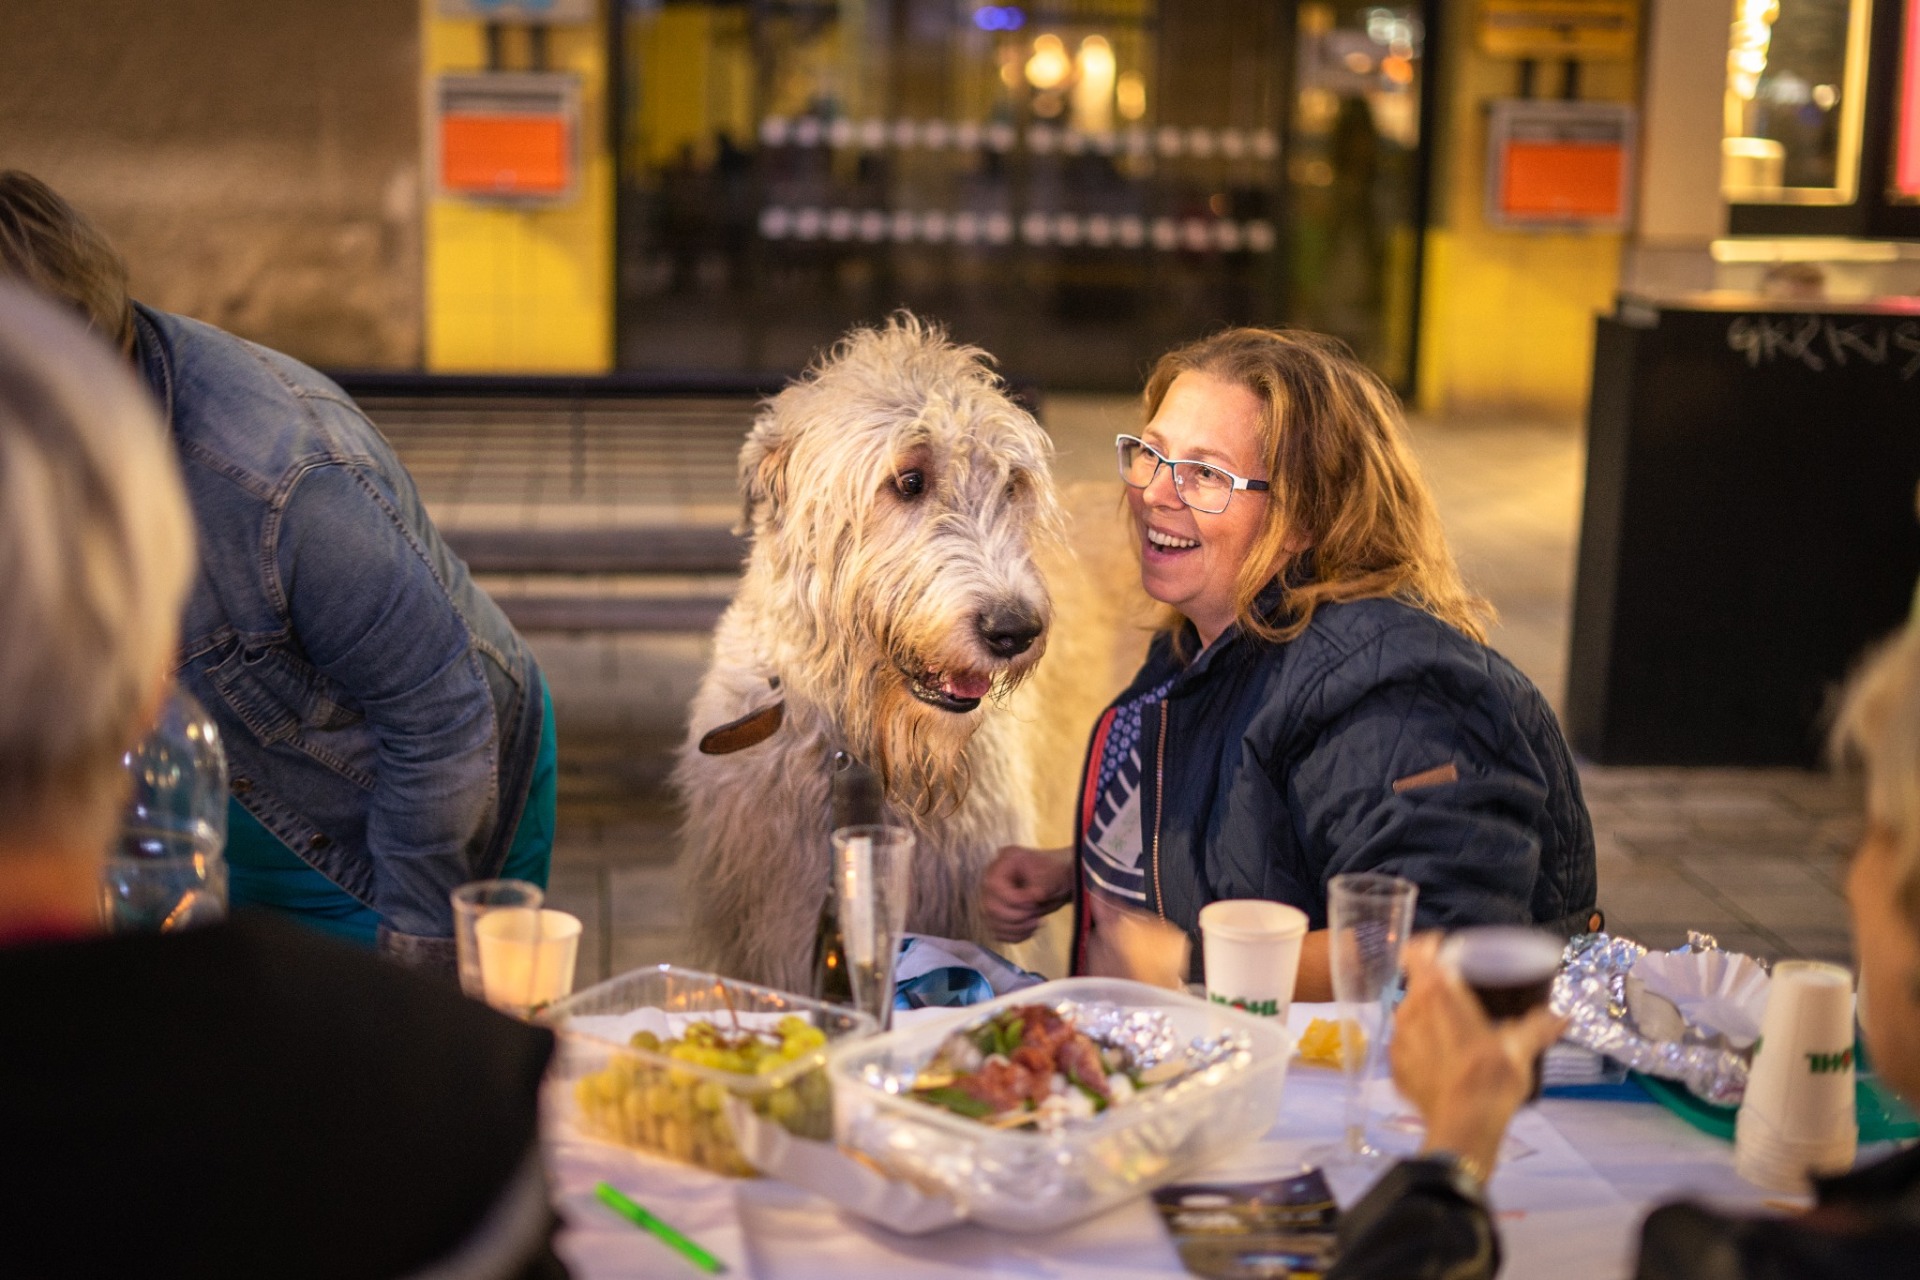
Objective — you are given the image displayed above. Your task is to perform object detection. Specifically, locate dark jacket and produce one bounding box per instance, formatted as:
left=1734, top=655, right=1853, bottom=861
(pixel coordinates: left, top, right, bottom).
left=134, top=304, right=546, bottom=954
left=1331, top=1145, right=1920, bottom=1279
left=0, top=913, right=567, bottom=1279
left=1071, top=595, right=1595, bottom=975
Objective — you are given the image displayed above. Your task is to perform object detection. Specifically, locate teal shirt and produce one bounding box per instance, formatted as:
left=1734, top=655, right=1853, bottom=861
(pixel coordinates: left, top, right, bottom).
left=226, top=689, right=557, bottom=945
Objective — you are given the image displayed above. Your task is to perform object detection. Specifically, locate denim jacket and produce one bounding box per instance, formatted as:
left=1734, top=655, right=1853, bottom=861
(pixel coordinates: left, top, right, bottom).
left=134, top=304, right=545, bottom=948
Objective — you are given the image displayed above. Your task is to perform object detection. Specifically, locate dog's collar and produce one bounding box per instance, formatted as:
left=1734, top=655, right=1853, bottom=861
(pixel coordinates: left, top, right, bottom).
left=697, top=676, right=786, bottom=755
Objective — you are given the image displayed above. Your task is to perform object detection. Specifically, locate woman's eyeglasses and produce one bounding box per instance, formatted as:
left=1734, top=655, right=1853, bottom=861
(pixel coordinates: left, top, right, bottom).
left=1115, top=434, right=1270, bottom=514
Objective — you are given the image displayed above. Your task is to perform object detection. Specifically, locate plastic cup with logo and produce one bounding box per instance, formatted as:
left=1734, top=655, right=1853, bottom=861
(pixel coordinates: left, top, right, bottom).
left=1734, top=959, right=1859, bottom=1193
left=1199, top=899, right=1310, bottom=1020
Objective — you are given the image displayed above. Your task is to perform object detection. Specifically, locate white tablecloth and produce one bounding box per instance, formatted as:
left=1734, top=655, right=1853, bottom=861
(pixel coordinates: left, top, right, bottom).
left=548, top=1003, right=1783, bottom=1279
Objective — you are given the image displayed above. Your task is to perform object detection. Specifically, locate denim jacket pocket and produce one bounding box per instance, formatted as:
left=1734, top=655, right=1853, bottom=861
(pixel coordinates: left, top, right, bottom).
left=241, top=643, right=365, bottom=732
left=208, top=643, right=377, bottom=789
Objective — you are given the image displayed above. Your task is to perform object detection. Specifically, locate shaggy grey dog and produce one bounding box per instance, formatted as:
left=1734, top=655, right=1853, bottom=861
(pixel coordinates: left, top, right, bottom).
left=675, top=315, right=1063, bottom=992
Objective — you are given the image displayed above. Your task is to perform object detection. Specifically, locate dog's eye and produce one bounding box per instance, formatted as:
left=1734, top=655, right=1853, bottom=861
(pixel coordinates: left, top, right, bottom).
left=895, top=470, right=926, bottom=499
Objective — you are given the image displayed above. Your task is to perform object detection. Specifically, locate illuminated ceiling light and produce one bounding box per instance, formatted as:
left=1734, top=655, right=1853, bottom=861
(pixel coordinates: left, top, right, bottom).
left=1117, top=70, right=1147, bottom=121
left=1073, top=34, right=1117, bottom=133
left=1026, top=34, right=1071, bottom=91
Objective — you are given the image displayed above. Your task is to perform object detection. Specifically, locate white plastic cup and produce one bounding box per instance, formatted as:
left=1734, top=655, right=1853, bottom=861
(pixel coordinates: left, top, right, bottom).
left=1734, top=960, right=1858, bottom=1192
left=1199, top=899, right=1310, bottom=1020
left=474, top=907, right=582, bottom=1018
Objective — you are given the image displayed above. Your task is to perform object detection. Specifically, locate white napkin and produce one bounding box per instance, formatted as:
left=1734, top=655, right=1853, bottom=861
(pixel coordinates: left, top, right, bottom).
left=1630, top=949, right=1771, bottom=1049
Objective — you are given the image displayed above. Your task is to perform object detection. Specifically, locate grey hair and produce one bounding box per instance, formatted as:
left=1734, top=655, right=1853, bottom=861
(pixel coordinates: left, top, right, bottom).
left=0, top=283, right=194, bottom=845
left=1831, top=622, right=1920, bottom=925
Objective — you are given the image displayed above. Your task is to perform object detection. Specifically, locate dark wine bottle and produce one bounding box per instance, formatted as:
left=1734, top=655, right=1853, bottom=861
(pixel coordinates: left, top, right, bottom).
left=812, top=755, right=881, bottom=1004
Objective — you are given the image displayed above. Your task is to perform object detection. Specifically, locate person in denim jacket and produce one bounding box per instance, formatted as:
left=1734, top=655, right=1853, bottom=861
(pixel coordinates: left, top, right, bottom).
left=0, top=172, right=553, bottom=971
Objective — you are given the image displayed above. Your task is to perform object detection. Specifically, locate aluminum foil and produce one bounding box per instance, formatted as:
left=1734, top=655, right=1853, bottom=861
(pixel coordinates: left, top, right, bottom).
left=1552, top=931, right=1754, bottom=1107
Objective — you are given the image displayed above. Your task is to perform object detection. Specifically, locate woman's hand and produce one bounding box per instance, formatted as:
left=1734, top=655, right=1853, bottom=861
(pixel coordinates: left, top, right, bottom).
left=980, top=845, right=1074, bottom=942
left=1084, top=891, right=1190, bottom=990
left=1391, top=934, right=1567, bottom=1176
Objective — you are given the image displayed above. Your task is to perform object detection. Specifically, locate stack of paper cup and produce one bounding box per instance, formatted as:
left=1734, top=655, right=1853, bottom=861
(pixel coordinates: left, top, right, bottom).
left=1734, top=960, right=1859, bottom=1193
left=1198, top=900, right=1309, bottom=1021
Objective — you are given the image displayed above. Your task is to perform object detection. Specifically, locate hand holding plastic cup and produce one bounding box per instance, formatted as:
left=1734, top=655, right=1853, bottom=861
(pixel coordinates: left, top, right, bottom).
left=1441, top=925, right=1565, bottom=1101
left=1199, top=899, right=1309, bottom=1019
left=1735, top=960, right=1858, bottom=1193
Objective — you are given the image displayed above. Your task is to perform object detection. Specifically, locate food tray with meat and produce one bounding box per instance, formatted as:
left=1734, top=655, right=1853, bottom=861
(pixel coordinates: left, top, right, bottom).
left=544, top=965, right=878, bottom=1176
left=828, top=978, right=1292, bottom=1232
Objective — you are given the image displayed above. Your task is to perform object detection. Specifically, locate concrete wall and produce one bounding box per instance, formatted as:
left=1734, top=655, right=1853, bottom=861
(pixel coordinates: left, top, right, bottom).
left=0, top=0, right=422, bottom=369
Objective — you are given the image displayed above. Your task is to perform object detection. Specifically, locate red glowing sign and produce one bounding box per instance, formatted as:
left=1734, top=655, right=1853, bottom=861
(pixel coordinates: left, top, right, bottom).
left=1898, top=0, right=1920, bottom=199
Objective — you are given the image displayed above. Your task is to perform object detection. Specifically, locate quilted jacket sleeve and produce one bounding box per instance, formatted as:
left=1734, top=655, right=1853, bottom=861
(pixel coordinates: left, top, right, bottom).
left=1283, top=623, right=1552, bottom=929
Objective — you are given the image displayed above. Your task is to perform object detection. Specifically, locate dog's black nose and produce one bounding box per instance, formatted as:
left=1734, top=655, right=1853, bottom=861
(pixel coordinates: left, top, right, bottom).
left=978, top=606, right=1043, bottom=658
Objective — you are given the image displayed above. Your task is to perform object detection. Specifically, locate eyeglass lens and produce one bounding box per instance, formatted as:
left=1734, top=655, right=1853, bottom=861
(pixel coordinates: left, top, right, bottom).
left=1117, top=438, right=1233, bottom=514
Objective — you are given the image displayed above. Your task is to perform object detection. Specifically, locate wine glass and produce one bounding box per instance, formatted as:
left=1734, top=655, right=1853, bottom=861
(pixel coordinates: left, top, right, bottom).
left=1307, top=873, right=1418, bottom=1175
left=831, top=825, right=914, bottom=1030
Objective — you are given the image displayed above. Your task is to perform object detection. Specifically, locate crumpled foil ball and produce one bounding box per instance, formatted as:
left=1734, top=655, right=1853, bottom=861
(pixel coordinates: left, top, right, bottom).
left=1551, top=931, right=1759, bottom=1107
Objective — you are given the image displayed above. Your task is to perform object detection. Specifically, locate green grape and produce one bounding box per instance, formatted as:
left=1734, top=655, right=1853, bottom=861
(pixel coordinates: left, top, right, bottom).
left=765, top=1086, right=800, bottom=1123
left=629, top=1030, right=661, bottom=1053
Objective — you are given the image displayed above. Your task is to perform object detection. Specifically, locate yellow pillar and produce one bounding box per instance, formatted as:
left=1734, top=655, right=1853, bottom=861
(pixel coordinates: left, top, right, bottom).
left=422, top=3, right=614, bottom=373
left=1415, top=7, right=1638, bottom=419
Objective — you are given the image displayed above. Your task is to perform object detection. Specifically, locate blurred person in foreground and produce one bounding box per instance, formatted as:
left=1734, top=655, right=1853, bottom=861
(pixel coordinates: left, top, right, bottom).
left=1332, top=626, right=1920, bottom=1278
left=0, top=171, right=554, bottom=971
left=981, top=328, right=1596, bottom=997
left=0, top=282, right=566, bottom=1277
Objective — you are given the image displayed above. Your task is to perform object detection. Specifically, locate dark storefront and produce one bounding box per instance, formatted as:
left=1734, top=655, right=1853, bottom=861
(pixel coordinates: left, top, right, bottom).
left=611, top=0, right=1433, bottom=390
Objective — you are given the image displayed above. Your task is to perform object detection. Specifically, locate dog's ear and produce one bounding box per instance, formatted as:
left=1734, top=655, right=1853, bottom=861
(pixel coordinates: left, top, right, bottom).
left=738, top=411, right=791, bottom=532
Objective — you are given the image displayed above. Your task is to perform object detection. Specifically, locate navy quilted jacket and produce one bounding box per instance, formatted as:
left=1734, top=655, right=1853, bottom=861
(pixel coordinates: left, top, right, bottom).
left=1070, top=594, right=1596, bottom=974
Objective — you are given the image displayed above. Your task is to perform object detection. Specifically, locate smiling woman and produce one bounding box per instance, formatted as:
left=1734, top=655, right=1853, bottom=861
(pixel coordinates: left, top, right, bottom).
left=980, top=328, right=1598, bottom=1001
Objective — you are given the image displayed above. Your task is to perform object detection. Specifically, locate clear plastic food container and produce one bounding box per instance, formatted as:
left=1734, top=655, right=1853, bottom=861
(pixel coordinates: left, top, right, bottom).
left=543, top=964, right=877, bottom=1176
left=827, top=977, right=1292, bottom=1232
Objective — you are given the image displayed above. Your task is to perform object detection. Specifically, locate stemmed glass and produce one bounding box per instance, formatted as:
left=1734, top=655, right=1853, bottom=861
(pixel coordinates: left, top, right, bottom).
left=832, top=825, right=914, bottom=1031
left=1307, top=873, right=1418, bottom=1172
